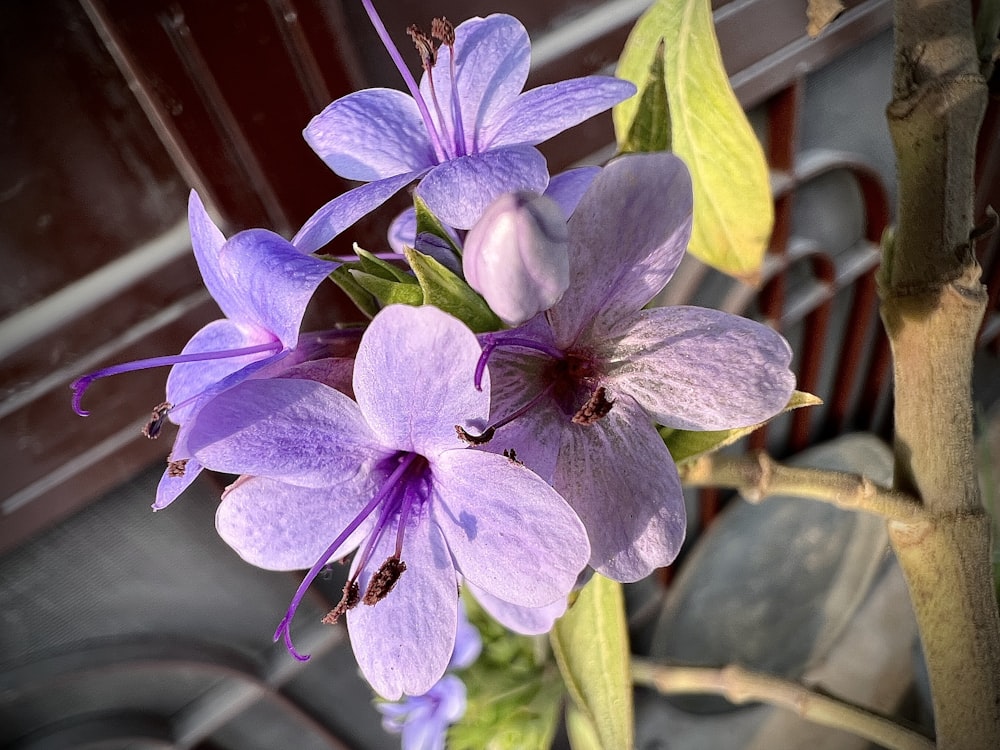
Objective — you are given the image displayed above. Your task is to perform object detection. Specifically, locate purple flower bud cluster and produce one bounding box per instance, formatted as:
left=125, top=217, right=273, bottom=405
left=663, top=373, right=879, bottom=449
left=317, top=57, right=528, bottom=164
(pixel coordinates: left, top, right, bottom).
left=69, top=0, right=796, bottom=726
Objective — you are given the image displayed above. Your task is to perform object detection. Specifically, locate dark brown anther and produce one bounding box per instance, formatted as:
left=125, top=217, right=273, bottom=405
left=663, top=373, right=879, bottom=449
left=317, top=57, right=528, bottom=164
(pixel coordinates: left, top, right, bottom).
left=363, top=556, right=407, bottom=605
left=431, top=17, right=455, bottom=47
left=455, top=424, right=495, bottom=445
left=142, top=402, right=173, bottom=439
left=167, top=458, right=189, bottom=478
left=407, top=24, right=438, bottom=68
left=502, top=448, right=523, bottom=465
left=322, top=580, right=360, bottom=624
left=572, top=387, right=614, bottom=425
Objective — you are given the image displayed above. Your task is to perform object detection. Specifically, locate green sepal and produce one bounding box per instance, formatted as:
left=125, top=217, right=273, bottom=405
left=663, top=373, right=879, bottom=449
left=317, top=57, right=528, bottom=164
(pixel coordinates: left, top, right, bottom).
left=447, top=593, right=564, bottom=750
left=355, top=245, right=418, bottom=284
left=661, top=390, right=823, bottom=466
left=551, top=574, right=633, bottom=750
left=414, top=194, right=463, bottom=257
left=404, top=247, right=502, bottom=333
left=619, top=39, right=670, bottom=154
left=349, top=269, right=424, bottom=307
left=329, top=264, right=380, bottom=319
left=565, top=704, right=604, bottom=750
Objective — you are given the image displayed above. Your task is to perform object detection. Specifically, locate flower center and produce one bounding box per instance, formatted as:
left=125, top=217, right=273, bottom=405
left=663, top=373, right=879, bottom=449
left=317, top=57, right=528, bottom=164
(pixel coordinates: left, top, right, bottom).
left=273, top=451, right=432, bottom=661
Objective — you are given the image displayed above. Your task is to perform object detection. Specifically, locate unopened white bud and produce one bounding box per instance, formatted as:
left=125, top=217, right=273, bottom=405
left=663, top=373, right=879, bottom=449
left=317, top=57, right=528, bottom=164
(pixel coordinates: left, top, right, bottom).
left=462, top=191, right=569, bottom=326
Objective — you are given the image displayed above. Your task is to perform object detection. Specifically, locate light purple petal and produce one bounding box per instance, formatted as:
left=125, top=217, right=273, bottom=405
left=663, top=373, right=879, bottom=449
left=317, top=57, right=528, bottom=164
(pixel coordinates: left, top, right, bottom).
left=349, top=517, right=458, bottom=700
left=215, top=476, right=374, bottom=570
left=219, top=228, right=335, bottom=347
left=153, top=457, right=203, bottom=511
left=353, top=305, right=488, bottom=456
left=548, top=153, right=693, bottom=344
left=188, top=190, right=242, bottom=321
left=467, top=582, right=567, bottom=635
left=604, top=306, right=795, bottom=430
left=388, top=208, right=417, bottom=252
left=416, top=146, right=548, bottom=229
left=485, top=77, right=637, bottom=148
left=165, top=318, right=275, bottom=424
left=431, top=449, right=589, bottom=607
left=304, top=88, right=436, bottom=180
left=187, top=377, right=387, bottom=487
left=421, top=15, right=530, bottom=152
left=543, top=167, right=601, bottom=218
left=293, top=172, right=423, bottom=254
left=553, top=397, right=686, bottom=581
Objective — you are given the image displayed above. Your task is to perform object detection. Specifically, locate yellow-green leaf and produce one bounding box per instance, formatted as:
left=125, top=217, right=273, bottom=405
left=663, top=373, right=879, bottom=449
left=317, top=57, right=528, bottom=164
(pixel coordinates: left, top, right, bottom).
left=661, top=391, right=823, bottom=466
left=619, top=39, right=670, bottom=154
left=551, top=575, right=632, bottom=750
left=614, top=0, right=773, bottom=283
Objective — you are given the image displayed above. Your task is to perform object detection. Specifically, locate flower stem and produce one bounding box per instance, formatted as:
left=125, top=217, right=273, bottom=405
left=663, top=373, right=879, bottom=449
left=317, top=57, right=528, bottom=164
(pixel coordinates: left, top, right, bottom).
left=677, top=451, right=923, bottom=522
left=631, top=659, right=934, bottom=750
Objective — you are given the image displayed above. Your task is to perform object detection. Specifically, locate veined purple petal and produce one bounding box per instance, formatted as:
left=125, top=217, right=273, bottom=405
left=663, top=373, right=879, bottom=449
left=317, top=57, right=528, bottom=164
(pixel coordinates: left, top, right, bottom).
left=603, top=306, right=795, bottom=430
left=485, top=77, right=637, bottom=149
left=420, top=15, right=530, bottom=154
left=354, top=305, right=488, bottom=456
left=218, top=228, right=335, bottom=347
left=416, top=145, right=548, bottom=229
left=553, top=396, right=686, bottom=582
left=466, top=582, right=567, bottom=635
left=543, top=167, right=601, bottom=218
left=187, top=377, right=387, bottom=488
left=216, top=476, right=376, bottom=570
left=154, top=456, right=203, bottom=511
left=293, top=172, right=423, bottom=254
left=388, top=208, right=418, bottom=253
left=548, top=153, right=693, bottom=345
left=305, top=88, right=437, bottom=180
left=188, top=190, right=242, bottom=321
left=348, top=516, right=458, bottom=700
left=431, top=449, right=589, bottom=607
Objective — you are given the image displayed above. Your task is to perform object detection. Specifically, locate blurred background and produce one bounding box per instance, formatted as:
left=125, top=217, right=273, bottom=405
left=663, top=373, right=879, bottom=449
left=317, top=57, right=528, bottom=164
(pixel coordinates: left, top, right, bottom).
left=1, top=0, right=998, bottom=747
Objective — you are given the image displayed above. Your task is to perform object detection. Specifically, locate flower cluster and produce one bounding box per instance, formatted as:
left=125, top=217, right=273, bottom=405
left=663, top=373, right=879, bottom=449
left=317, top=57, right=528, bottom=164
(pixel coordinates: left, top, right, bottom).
left=70, top=0, right=795, bottom=723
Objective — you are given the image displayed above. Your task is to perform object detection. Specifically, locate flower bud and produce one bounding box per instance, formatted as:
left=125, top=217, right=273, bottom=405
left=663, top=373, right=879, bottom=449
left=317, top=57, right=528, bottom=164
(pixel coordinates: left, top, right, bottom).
left=462, top=191, right=570, bottom=326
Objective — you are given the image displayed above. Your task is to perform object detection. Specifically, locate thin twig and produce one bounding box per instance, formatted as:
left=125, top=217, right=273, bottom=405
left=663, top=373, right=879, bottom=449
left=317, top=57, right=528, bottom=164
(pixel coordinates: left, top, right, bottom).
left=632, top=659, right=935, bottom=750
left=678, top=451, right=925, bottom=522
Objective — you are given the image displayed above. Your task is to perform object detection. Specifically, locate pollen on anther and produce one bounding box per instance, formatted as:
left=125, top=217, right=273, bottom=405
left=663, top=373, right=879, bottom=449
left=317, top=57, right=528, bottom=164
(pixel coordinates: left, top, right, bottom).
left=363, top=556, right=407, bottom=605
left=406, top=24, right=438, bottom=68
left=455, top=424, right=495, bottom=445
left=431, top=17, right=455, bottom=46
left=323, top=580, right=360, bottom=624
left=572, top=387, right=614, bottom=425
left=142, top=402, right=172, bottom=439
left=167, top=458, right=189, bottom=478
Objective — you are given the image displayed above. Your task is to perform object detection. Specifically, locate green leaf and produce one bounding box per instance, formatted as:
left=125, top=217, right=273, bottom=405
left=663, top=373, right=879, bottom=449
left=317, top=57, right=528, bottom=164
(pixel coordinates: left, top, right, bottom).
left=329, top=264, right=380, bottom=319
left=414, top=194, right=463, bottom=257
left=349, top=269, right=424, bottom=307
left=661, top=391, right=823, bottom=466
left=405, top=247, right=502, bottom=333
left=551, top=574, right=632, bottom=750
left=565, top=704, right=604, bottom=750
left=619, top=39, right=670, bottom=154
left=614, top=0, right=773, bottom=283
left=448, top=594, right=564, bottom=750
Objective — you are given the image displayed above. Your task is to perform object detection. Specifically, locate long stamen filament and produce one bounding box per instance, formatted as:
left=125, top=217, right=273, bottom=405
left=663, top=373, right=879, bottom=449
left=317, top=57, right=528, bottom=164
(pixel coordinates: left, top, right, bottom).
left=274, top=452, right=419, bottom=660
left=447, top=43, right=466, bottom=155
left=71, top=340, right=283, bottom=416
left=360, top=0, right=447, bottom=163
left=474, top=334, right=564, bottom=390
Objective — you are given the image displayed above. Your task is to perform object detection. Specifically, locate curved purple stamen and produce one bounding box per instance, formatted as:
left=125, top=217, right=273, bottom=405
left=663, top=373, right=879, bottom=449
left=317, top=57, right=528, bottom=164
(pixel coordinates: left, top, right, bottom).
left=274, top=452, right=420, bottom=660
left=71, top=340, right=283, bottom=416
left=474, top=334, right=564, bottom=390
left=361, top=0, right=447, bottom=163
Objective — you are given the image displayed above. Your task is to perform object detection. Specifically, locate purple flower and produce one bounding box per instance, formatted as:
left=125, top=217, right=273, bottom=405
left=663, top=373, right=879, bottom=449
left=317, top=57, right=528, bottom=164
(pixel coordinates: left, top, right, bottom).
left=185, top=304, right=589, bottom=698
left=376, top=602, right=481, bottom=749
left=466, top=153, right=796, bottom=582
left=462, top=191, right=570, bottom=327
left=296, top=1, right=634, bottom=251
left=70, top=190, right=340, bottom=509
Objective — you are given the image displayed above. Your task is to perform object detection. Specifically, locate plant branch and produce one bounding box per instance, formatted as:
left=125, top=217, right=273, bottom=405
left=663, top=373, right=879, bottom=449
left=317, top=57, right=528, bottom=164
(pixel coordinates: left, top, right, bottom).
left=631, top=659, right=935, bottom=750
left=678, top=451, right=924, bottom=521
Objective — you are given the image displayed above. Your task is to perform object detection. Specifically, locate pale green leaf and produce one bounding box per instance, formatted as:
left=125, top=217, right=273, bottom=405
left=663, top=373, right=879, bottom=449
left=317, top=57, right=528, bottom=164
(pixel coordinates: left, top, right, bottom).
left=661, top=391, right=823, bottom=466
left=329, top=264, right=379, bottom=319
left=565, top=703, right=604, bottom=750
left=614, top=0, right=773, bottom=282
left=551, top=574, right=632, bottom=750
left=355, top=245, right=417, bottom=284
left=349, top=270, right=424, bottom=307
left=620, top=39, right=670, bottom=154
